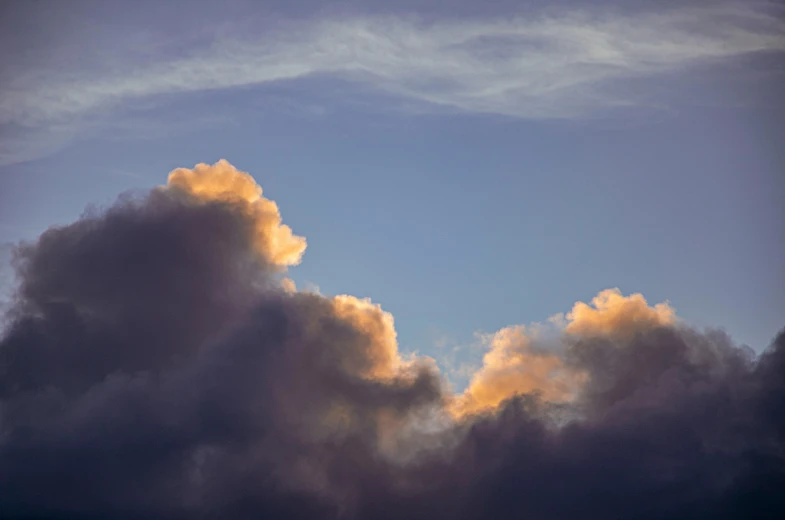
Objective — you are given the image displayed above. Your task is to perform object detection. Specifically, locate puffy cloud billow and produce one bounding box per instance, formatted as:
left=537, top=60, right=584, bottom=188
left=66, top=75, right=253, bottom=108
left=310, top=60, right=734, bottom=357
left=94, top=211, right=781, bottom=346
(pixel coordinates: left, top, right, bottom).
left=0, top=160, right=783, bottom=519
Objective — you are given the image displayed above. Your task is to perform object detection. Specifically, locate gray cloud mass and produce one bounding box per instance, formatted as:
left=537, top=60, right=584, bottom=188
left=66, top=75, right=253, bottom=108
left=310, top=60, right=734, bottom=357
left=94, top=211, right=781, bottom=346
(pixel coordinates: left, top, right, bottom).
left=0, top=161, right=783, bottom=519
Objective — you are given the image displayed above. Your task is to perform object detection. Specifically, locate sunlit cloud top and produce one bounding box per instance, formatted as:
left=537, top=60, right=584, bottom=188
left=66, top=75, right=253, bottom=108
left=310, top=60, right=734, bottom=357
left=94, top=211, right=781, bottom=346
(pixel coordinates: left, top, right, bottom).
left=165, top=160, right=307, bottom=268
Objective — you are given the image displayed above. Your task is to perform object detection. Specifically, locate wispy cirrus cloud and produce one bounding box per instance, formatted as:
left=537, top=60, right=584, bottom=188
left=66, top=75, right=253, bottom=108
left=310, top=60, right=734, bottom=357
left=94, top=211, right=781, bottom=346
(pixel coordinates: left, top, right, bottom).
left=1, top=2, right=783, bottom=164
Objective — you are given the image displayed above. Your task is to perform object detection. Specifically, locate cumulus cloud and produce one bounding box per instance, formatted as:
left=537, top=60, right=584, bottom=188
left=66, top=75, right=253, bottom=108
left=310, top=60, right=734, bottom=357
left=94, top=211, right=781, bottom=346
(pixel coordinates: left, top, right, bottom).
left=452, top=326, right=584, bottom=417
left=565, top=287, right=675, bottom=338
left=0, top=162, right=783, bottom=519
left=452, top=290, right=676, bottom=417
left=166, top=160, right=307, bottom=268
left=330, top=294, right=404, bottom=380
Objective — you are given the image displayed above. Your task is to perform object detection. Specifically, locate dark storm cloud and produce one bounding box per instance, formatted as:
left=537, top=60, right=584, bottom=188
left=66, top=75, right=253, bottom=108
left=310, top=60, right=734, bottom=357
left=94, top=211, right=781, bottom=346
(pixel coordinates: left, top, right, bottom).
left=348, top=328, right=785, bottom=520
left=0, top=165, right=783, bottom=519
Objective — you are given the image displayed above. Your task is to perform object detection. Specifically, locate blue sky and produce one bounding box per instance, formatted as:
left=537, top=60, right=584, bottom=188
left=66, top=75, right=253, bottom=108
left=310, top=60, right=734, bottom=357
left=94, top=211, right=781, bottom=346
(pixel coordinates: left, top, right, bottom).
left=1, top=0, right=783, bottom=388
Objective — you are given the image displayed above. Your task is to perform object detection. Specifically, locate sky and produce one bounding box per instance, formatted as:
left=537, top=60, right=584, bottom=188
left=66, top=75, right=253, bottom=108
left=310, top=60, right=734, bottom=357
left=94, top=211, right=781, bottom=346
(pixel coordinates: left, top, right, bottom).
left=2, top=1, right=784, bottom=377
left=1, top=1, right=785, bottom=518
left=2, top=0, right=784, bottom=359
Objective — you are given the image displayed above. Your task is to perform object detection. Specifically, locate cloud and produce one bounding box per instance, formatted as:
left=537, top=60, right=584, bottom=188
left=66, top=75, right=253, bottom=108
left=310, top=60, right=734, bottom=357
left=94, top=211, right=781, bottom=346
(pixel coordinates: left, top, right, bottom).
left=1, top=162, right=784, bottom=519
left=565, top=287, right=675, bottom=338
left=2, top=2, right=784, bottom=163
left=165, top=160, right=307, bottom=268
left=330, top=294, right=404, bottom=379
left=452, top=325, right=584, bottom=417
left=452, top=290, right=676, bottom=417
left=281, top=277, right=297, bottom=293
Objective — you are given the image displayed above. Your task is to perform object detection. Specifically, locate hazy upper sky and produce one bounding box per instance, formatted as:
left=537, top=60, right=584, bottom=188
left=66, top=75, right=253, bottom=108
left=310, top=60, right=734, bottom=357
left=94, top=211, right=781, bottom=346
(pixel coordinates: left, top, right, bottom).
left=1, top=0, right=783, bottom=387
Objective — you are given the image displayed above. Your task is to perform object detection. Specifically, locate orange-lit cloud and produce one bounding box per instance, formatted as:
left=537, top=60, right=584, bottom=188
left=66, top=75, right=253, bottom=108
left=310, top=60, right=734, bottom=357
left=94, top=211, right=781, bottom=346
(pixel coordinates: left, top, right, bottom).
left=330, top=295, right=403, bottom=380
left=281, top=277, right=297, bottom=293
left=565, top=288, right=675, bottom=338
left=450, top=289, right=677, bottom=417
left=166, top=159, right=307, bottom=267
left=451, top=326, right=584, bottom=417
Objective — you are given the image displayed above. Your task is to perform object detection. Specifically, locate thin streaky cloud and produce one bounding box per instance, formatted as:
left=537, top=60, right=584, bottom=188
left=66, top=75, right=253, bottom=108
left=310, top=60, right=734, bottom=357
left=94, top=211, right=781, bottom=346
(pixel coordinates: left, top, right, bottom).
left=0, top=3, right=783, bottom=163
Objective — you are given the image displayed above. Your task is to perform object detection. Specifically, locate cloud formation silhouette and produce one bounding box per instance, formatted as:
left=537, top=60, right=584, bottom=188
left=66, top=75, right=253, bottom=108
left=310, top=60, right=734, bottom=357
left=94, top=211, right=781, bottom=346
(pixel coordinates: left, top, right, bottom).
left=0, top=160, right=783, bottom=519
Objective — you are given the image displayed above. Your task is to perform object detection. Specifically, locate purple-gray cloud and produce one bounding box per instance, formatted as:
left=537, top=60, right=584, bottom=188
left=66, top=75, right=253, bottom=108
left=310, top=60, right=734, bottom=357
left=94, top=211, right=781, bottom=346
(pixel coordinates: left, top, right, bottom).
left=0, top=161, right=783, bottom=519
